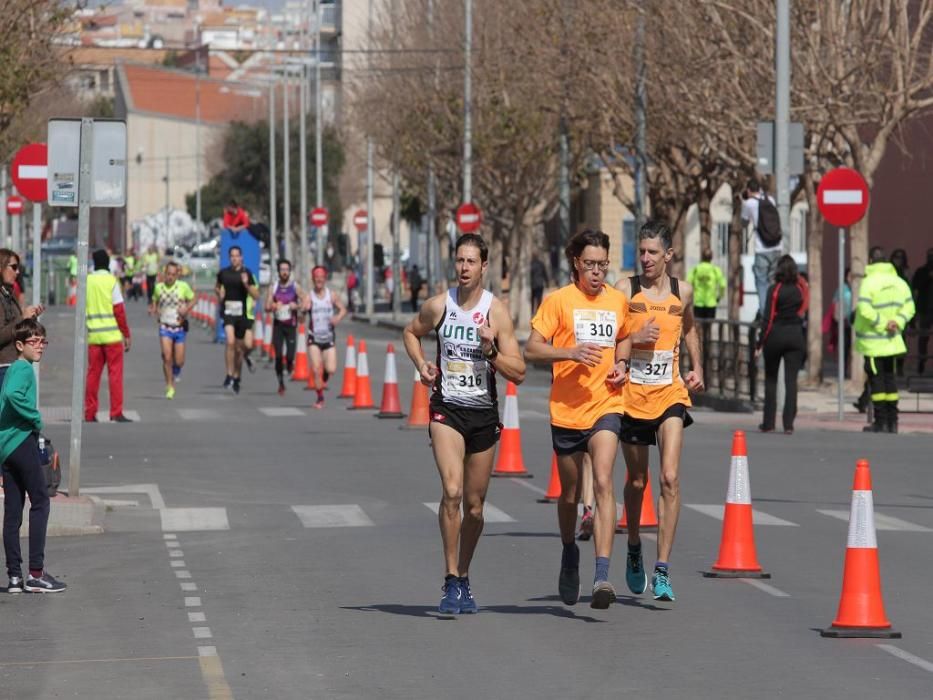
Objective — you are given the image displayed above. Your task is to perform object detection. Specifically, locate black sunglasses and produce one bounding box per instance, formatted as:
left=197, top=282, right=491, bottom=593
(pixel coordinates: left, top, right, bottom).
left=6, top=263, right=18, bottom=271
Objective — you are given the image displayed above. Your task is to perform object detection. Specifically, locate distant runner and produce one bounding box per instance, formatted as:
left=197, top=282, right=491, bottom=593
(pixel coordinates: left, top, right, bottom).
left=265, top=259, right=306, bottom=395
left=305, top=266, right=347, bottom=408
left=149, top=261, right=195, bottom=399
left=216, top=246, right=259, bottom=394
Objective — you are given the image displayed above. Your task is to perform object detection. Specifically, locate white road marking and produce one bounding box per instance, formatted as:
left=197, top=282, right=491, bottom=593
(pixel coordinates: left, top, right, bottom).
left=817, top=510, right=933, bottom=532
left=180, top=582, right=198, bottom=592
left=258, top=407, right=305, bottom=417
left=684, top=503, right=799, bottom=527
left=185, top=597, right=202, bottom=607
left=163, top=533, right=177, bottom=540
left=188, top=612, right=207, bottom=623
left=89, top=497, right=140, bottom=507
left=741, top=579, right=791, bottom=597
left=177, top=408, right=218, bottom=421
left=510, top=478, right=547, bottom=496
left=169, top=550, right=184, bottom=558
left=160, top=507, right=230, bottom=532
left=83, top=484, right=166, bottom=509
left=423, top=502, right=515, bottom=523
left=192, top=627, right=213, bottom=639
left=198, top=646, right=217, bottom=657
left=175, top=570, right=192, bottom=579
left=291, top=504, right=375, bottom=528
left=877, top=645, right=933, bottom=673
left=170, top=560, right=186, bottom=568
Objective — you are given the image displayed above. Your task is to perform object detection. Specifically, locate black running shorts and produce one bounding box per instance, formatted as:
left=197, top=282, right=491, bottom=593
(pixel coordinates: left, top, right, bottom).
left=223, top=315, right=251, bottom=340
left=619, top=403, right=693, bottom=447
left=429, top=397, right=501, bottom=454
left=551, top=412, right=624, bottom=456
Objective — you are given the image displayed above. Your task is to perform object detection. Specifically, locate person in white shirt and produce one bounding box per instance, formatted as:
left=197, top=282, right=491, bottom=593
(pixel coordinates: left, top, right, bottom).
left=740, top=178, right=783, bottom=318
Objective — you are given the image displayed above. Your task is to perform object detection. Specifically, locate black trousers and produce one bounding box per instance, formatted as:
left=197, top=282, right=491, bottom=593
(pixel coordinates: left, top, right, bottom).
left=272, top=323, right=297, bottom=379
left=865, top=356, right=897, bottom=402
left=694, top=306, right=717, bottom=319
left=762, top=324, right=806, bottom=431
left=2, top=434, right=49, bottom=578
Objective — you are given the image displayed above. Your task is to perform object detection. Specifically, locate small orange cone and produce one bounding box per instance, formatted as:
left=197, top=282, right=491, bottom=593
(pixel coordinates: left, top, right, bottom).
left=338, top=335, right=357, bottom=398
left=264, top=316, right=275, bottom=360
left=492, top=382, right=531, bottom=477
left=821, top=459, right=900, bottom=638
left=703, top=430, right=769, bottom=578
left=376, top=343, right=405, bottom=418
left=291, top=324, right=310, bottom=381
left=348, top=340, right=376, bottom=410
left=67, top=280, right=77, bottom=306
left=401, top=367, right=430, bottom=429
left=207, top=297, right=216, bottom=329
left=616, top=471, right=659, bottom=531
left=537, top=453, right=561, bottom=502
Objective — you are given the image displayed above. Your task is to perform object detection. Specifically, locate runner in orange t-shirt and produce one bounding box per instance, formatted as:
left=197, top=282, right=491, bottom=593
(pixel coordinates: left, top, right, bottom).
left=615, top=220, right=704, bottom=603
left=525, top=229, right=629, bottom=610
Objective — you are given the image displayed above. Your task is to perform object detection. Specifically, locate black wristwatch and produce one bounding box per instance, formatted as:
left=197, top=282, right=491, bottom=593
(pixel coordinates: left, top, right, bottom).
left=484, top=345, right=499, bottom=361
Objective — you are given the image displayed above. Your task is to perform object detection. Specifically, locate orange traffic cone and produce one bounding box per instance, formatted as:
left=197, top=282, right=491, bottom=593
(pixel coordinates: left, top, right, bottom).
left=67, top=280, right=77, bottom=306
left=537, top=453, right=561, bottom=502
left=348, top=340, right=376, bottom=410
left=401, top=367, right=430, bottom=430
left=492, top=382, right=531, bottom=477
left=821, top=459, right=900, bottom=638
left=291, top=324, right=309, bottom=381
left=703, top=430, right=769, bottom=578
left=376, top=343, right=405, bottom=418
left=264, top=316, right=275, bottom=360
left=338, top=335, right=357, bottom=398
left=616, top=471, right=659, bottom=532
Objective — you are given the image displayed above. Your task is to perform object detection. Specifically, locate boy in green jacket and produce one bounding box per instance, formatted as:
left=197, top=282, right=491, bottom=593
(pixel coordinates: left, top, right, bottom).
left=2, top=318, right=65, bottom=593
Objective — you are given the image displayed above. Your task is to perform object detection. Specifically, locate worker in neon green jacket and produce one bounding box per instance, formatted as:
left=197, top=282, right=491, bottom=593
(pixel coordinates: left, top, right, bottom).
left=687, top=250, right=726, bottom=319
left=854, top=246, right=916, bottom=433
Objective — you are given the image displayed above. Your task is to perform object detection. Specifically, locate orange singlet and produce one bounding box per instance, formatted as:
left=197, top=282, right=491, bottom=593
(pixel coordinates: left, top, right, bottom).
left=622, top=275, right=691, bottom=420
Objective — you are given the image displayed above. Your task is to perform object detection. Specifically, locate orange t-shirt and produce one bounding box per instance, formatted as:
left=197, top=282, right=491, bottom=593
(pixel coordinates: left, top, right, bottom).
left=531, top=283, right=628, bottom=430
left=621, top=280, right=691, bottom=419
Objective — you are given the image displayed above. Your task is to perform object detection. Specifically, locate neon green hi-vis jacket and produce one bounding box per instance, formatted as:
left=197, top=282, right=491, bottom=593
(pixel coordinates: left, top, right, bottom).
left=687, top=262, right=726, bottom=309
left=854, top=262, right=915, bottom=358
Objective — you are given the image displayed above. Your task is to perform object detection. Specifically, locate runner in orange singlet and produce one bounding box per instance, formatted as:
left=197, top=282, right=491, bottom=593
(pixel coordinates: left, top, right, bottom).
left=525, top=229, right=630, bottom=609
left=615, top=220, right=704, bottom=602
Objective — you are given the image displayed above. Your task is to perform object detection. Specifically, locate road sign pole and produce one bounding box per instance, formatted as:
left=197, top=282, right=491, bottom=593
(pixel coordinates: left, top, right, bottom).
left=32, top=201, right=41, bottom=407
left=68, top=118, right=94, bottom=498
left=366, top=139, right=374, bottom=317
left=838, top=228, right=845, bottom=422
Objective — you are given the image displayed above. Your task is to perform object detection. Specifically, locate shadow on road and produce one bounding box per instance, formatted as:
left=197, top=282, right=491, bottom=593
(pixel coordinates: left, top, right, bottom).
left=341, top=603, right=606, bottom=622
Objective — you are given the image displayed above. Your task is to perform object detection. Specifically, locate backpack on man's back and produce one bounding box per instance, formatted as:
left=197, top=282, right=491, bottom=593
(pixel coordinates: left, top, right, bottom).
left=756, top=196, right=783, bottom=247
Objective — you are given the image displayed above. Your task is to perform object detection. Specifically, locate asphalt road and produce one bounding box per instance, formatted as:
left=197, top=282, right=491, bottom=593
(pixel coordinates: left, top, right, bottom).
left=1, top=302, right=931, bottom=700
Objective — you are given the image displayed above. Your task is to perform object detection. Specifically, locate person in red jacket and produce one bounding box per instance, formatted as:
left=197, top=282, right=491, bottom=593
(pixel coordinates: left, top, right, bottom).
left=223, top=200, right=250, bottom=234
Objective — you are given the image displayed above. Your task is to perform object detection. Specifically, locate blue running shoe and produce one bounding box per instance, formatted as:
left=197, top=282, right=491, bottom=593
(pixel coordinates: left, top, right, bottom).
left=626, top=547, right=648, bottom=595
left=651, top=568, right=675, bottom=601
left=458, top=577, right=477, bottom=614
left=438, top=577, right=461, bottom=614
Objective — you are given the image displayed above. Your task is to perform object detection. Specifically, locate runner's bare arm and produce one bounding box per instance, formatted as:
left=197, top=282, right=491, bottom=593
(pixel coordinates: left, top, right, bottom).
left=403, top=292, right=444, bottom=385
left=680, top=281, right=705, bottom=391
left=484, top=298, right=525, bottom=384
left=614, top=277, right=632, bottom=297
left=331, top=291, right=348, bottom=325
left=264, top=285, right=276, bottom=313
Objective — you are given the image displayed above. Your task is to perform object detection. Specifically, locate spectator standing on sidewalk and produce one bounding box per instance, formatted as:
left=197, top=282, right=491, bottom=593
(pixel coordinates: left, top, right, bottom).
left=84, top=249, right=133, bottom=423
left=741, top=178, right=783, bottom=318
left=912, top=248, right=933, bottom=374
left=0, top=249, right=43, bottom=387
left=143, top=245, right=160, bottom=303
left=1, top=318, right=65, bottom=593
left=855, top=246, right=915, bottom=433
left=687, top=249, right=726, bottom=319
left=756, top=255, right=809, bottom=434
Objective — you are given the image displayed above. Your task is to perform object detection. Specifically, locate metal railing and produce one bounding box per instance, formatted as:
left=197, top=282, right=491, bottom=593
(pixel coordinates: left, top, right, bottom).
left=683, top=318, right=760, bottom=407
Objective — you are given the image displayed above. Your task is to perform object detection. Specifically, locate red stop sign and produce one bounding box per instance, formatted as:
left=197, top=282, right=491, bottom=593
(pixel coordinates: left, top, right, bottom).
left=6, top=196, right=24, bottom=216
left=456, top=202, right=482, bottom=233
left=353, top=209, right=368, bottom=232
left=310, top=207, right=329, bottom=227
left=11, top=143, right=48, bottom=203
left=817, top=168, right=869, bottom=228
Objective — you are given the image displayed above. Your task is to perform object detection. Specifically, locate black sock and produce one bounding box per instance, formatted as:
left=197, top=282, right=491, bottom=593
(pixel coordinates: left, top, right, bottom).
left=561, top=541, right=579, bottom=569
left=628, top=541, right=642, bottom=554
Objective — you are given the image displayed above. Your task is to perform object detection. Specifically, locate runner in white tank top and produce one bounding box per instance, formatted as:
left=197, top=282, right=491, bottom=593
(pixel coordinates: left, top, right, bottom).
left=304, top=266, right=347, bottom=408
left=403, top=234, right=526, bottom=614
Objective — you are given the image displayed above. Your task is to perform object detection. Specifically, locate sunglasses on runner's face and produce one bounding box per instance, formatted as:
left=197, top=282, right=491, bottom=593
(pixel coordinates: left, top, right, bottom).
left=579, top=259, right=610, bottom=271
left=24, top=337, right=48, bottom=347
left=6, top=263, right=19, bottom=271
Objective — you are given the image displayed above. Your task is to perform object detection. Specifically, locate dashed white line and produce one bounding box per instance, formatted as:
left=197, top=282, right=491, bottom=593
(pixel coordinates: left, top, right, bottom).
left=509, top=478, right=548, bottom=496
left=198, top=646, right=217, bottom=657
left=423, top=502, right=515, bottom=523
left=740, top=579, right=791, bottom=598
left=193, top=627, right=213, bottom=639
left=180, top=582, right=198, bottom=592
left=684, top=504, right=799, bottom=527
left=175, top=570, right=192, bottom=579
left=185, top=597, right=202, bottom=607
left=169, top=550, right=184, bottom=558
left=188, top=612, right=207, bottom=623
left=817, top=509, right=933, bottom=532
left=877, top=645, right=933, bottom=673
left=291, top=504, right=375, bottom=528
left=170, top=560, right=186, bottom=568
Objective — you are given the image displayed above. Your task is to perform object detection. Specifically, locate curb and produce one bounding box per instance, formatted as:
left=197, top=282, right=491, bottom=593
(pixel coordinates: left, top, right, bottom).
left=0, top=495, right=103, bottom=537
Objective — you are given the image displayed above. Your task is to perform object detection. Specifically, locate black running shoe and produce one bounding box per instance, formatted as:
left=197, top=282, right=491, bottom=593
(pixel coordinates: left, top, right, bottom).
left=223, top=376, right=233, bottom=389
left=7, top=575, right=23, bottom=594
left=24, top=572, right=66, bottom=593
left=232, top=379, right=241, bottom=395
left=244, top=354, right=255, bottom=373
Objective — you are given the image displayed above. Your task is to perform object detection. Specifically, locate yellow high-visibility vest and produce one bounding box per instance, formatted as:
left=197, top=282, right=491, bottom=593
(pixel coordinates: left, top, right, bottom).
left=86, top=272, right=123, bottom=345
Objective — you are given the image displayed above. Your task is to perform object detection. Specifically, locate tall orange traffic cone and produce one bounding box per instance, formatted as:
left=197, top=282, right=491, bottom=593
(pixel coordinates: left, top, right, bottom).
left=616, top=471, right=659, bottom=532
left=348, top=340, right=376, bottom=410
left=252, top=312, right=264, bottom=352
left=338, top=335, right=357, bottom=398
left=376, top=343, right=405, bottom=418
left=821, top=460, right=900, bottom=638
left=67, top=279, right=77, bottom=306
left=703, top=430, right=769, bottom=578
left=401, top=368, right=430, bottom=430
left=264, top=316, right=275, bottom=360
left=537, top=453, right=561, bottom=502
left=291, top=324, right=310, bottom=381
left=492, top=382, right=531, bottom=477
